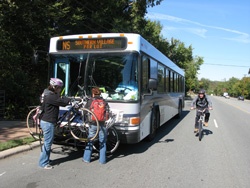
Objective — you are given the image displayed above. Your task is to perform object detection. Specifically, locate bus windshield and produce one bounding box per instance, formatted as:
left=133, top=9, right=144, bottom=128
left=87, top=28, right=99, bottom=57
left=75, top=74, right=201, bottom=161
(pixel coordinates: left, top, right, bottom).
left=51, top=52, right=139, bottom=101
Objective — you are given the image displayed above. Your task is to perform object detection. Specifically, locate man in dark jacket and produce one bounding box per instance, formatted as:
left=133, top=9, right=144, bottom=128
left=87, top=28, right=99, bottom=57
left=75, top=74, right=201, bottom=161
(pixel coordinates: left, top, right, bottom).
left=190, top=89, right=213, bottom=133
left=39, top=78, right=71, bottom=169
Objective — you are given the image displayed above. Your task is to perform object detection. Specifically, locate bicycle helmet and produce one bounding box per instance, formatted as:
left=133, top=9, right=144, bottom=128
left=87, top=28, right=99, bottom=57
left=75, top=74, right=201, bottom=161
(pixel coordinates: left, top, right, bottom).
left=198, top=89, right=205, bottom=94
left=50, top=78, right=63, bottom=87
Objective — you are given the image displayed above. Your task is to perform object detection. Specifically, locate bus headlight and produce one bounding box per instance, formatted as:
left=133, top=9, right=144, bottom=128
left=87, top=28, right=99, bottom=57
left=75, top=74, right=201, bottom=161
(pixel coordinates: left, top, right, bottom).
left=118, top=117, right=140, bottom=126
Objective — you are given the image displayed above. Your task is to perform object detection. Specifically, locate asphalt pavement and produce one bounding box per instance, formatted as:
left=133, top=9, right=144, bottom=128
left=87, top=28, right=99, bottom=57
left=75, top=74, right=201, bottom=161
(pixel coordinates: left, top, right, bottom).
left=0, top=120, right=40, bottom=159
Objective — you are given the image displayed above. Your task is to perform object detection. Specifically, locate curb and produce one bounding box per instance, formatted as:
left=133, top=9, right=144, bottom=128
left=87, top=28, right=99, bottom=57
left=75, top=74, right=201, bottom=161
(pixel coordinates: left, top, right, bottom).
left=0, top=141, right=41, bottom=159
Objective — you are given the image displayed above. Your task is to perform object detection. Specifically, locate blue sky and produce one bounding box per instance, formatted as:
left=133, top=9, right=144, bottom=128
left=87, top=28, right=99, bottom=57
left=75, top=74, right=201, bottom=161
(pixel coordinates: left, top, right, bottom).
left=146, top=0, right=250, bottom=81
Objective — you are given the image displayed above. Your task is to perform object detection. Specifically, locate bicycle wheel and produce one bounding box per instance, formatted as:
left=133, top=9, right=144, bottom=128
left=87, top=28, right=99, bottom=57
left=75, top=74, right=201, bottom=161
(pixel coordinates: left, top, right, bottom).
left=26, top=107, right=41, bottom=140
left=198, top=120, right=203, bottom=141
left=68, top=107, right=100, bottom=142
left=94, top=126, right=120, bottom=154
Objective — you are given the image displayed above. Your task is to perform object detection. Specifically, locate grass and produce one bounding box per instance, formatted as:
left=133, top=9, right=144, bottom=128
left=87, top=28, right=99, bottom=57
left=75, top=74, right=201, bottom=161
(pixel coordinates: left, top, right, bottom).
left=0, top=137, right=36, bottom=151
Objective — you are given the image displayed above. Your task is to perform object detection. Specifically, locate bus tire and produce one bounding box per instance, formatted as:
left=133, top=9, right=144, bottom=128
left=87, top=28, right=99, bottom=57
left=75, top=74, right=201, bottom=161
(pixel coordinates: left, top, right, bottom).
left=175, top=100, right=182, bottom=119
left=147, top=108, right=159, bottom=141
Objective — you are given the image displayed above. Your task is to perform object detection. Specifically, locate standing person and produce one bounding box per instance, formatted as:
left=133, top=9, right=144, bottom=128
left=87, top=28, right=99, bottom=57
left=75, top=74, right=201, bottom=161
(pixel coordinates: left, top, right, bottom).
left=190, top=89, right=213, bottom=133
left=83, top=87, right=108, bottom=164
left=39, top=78, right=71, bottom=169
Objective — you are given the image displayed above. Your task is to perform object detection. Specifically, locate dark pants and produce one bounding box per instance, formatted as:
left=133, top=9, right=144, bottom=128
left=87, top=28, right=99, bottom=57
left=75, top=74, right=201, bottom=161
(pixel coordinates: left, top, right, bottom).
left=195, top=109, right=210, bottom=129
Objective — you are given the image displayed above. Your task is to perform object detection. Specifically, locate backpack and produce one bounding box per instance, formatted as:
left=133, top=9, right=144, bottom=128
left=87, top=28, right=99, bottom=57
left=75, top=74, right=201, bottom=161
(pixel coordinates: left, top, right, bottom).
left=90, top=98, right=108, bottom=121
left=196, top=96, right=208, bottom=108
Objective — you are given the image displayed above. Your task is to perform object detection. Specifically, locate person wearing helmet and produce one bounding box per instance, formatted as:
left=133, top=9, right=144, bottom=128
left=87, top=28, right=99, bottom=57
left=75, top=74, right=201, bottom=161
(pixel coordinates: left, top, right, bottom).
left=39, top=78, right=71, bottom=169
left=190, top=89, right=213, bottom=133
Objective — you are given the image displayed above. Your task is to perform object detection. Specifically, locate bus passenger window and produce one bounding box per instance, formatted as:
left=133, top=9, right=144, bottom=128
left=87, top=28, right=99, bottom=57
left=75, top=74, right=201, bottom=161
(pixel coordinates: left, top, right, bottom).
left=157, top=64, right=165, bottom=93
left=142, top=56, right=149, bottom=93
left=165, top=68, right=169, bottom=92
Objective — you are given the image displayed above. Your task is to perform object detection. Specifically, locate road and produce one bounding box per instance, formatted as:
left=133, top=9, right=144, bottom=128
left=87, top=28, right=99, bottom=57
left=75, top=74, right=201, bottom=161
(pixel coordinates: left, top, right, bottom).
left=0, top=96, right=250, bottom=188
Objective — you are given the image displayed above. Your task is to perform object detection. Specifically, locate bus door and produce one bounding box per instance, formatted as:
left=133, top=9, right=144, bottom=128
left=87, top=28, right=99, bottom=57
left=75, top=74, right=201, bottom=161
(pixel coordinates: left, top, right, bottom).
left=140, top=55, right=151, bottom=139
left=141, top=55, right=159, bottom=140
left=54, top=59, right=70, bottom=96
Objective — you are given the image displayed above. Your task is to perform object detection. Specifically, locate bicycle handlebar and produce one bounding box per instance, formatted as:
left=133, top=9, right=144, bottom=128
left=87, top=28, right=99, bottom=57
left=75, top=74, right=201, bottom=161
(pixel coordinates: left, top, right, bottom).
left=69, top=85, right=91, bottom=108
left=191, top=107, right=212, bottom=113
left=196, top=108, right=207, bottom=113
left=77, top=85, right=90, bottom=101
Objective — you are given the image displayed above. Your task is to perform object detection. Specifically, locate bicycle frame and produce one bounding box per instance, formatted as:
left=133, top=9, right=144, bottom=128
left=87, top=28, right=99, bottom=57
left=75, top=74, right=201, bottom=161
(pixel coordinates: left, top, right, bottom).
left=197, top=108, right=206, bottom=141
left=27, top=85, right=120, bottom=153
left=93, top=112, right=120, bottom=154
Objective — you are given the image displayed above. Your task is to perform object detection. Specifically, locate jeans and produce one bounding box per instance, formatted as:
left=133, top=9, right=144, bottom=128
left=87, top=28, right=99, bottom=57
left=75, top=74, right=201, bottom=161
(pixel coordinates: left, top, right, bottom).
left=39, top=120, right=55, bottom=167
left=83, top=124, right=107, bottom=164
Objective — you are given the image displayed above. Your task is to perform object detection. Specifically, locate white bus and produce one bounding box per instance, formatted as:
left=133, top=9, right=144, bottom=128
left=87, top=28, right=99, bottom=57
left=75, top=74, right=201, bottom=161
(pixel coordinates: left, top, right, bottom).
left=49, top=33, right=185, bottom=143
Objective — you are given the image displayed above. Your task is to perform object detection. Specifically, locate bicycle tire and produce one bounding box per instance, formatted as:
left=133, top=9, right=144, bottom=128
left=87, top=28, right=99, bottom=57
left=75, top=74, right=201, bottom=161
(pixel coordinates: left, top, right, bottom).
left=26, top=107, right=42, bottom=140
left=68, top=107, right=100, bottom=142
left=94, top=126, right=120, bottom=154
left=198, top=120, right=203, bottom=141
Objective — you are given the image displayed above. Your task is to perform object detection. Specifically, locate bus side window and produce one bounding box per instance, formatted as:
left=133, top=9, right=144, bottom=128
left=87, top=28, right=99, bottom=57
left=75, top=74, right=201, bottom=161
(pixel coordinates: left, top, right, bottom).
left=142, top=56, right=150, bottom=93
left=165, top=68, right=169, bottom=92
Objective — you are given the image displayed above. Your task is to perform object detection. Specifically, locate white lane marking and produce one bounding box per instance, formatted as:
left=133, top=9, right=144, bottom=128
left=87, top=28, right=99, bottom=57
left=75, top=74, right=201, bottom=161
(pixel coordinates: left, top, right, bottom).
left=0, top=172, right=6, bottom=176
left=214, top=119, right=218, bottom=128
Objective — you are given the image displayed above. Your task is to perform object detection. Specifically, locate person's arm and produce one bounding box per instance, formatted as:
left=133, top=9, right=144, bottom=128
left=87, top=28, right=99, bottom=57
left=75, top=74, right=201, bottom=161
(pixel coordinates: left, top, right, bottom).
left=206, top=96, right=213, bottom=109
left=190, top=96, right=198, bottom=109
left=48, top=94, right=71, bottom=107
left=84, top=98, right=92, bottom=109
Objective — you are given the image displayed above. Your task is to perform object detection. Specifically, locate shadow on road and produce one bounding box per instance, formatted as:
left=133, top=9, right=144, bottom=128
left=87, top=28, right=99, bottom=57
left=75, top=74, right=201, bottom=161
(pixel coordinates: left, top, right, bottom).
left=48, top=110, right=190, bottom=164
left=50, top=145, right=83, bottom=165
left=194, top=129, right=213, bottom=140
left=203, top=129, right=213, bottom=136
left=108, top=110, right=190, bottom=161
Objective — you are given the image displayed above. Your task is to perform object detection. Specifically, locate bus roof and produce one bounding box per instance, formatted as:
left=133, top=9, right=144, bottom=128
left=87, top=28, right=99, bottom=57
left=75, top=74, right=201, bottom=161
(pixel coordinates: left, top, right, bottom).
left=49, top=33, right=184, bottom=76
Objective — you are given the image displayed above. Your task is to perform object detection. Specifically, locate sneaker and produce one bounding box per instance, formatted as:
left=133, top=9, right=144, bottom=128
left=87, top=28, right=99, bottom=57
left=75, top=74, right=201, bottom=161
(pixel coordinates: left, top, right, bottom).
left=82, top=159, right=90, bottom=163
left=204, top=122, right=208, bottom=127
left=43, top=164, right=54, bottom=170
left=194, top=128, right=198, bottom=133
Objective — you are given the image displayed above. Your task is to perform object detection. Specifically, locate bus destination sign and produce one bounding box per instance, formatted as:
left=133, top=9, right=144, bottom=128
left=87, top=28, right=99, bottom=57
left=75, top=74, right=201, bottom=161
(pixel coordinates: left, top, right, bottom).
left=57, top=37, right=127, bottom=51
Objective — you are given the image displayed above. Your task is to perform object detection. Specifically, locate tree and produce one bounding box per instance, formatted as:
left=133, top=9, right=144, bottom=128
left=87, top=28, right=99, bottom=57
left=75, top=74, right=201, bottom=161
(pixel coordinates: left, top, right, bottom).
left=0, top=0, right=164, bottom=118
left=199, top=78, right=211, bottom=92
left=1, top=0, right=204, bottom=118
left=227, top=77, right=240, bottom=97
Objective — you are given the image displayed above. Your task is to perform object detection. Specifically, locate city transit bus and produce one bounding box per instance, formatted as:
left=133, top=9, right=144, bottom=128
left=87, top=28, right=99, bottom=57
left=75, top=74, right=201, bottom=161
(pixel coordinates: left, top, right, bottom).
left=48, top=33, right=185, bottom=144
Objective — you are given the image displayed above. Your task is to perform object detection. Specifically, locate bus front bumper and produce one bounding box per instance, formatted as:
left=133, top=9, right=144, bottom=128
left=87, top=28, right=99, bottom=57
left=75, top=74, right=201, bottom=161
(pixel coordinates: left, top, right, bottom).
left=114, top=125, right=140, bottom=144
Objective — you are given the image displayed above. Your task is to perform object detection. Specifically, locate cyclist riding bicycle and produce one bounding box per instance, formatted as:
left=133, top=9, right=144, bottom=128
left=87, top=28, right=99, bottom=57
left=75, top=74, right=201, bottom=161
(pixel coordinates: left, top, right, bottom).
left=190, top=89, right=213, bottom=133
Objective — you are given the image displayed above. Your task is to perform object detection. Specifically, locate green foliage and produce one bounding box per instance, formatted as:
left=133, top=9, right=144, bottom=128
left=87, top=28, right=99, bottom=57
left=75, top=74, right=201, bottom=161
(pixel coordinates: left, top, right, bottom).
left=0, top=0, right=203, bottom=119
left=0, top=137, right=36, bottom=151
left=199, top=78, right=211, bottom=92
left=206, top=77, right=250, bottom=99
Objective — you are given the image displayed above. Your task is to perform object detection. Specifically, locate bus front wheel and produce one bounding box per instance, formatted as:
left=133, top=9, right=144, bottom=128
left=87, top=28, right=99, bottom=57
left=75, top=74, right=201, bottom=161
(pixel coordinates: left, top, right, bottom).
left=147, top=108, right=159, bottom=141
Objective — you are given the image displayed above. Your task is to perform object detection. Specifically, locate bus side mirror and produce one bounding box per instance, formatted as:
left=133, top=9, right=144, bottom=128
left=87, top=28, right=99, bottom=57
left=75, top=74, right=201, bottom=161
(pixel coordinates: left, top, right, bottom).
left=142, top=78, right=157, bottom=99
left=148, top=78, right=157, bottom=90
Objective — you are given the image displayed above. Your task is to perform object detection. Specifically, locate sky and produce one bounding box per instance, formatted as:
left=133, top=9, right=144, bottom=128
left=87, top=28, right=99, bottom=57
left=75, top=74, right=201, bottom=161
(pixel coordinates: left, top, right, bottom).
left=146, top=0, right=250, bottom=81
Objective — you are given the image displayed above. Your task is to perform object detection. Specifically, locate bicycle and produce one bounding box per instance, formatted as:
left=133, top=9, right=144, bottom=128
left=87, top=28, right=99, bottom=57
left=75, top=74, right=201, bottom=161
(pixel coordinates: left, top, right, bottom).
left=196, top=108, right=207, bottom=141
left=26, top=105, right=42, bottom=140
left=27, top=94, right=100, bottom=145
left=26, top=86, right=120, bottom=153
left=93, top=112, right=120, bottom=154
